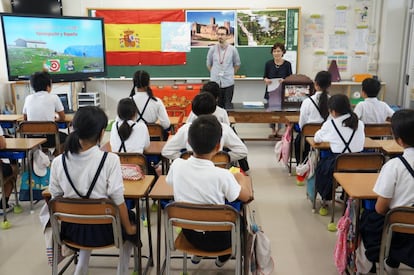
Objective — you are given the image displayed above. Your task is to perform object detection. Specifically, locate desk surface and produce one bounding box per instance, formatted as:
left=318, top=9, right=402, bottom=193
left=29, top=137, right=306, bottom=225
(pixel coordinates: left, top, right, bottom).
left=149, top=175, right=173, bottom=200
left=285, top=115, right=299, bottom=124
left=43, top=175, right=155, bottom=199
left=0, top=114, right=24, bottom=121
left=144, top=141, right=166, bottom=155
left=306, top=137, right=381, bottom=150
left=376, top=139, right=404, bottom=155
left=4, top=138, right=46, bottom=150
left=334, top=172, right=378, bottom=199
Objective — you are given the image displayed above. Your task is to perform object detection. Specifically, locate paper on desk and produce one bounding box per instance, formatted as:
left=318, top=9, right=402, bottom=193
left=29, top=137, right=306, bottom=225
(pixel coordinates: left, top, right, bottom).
left=267, top=78, right=283, bottom=92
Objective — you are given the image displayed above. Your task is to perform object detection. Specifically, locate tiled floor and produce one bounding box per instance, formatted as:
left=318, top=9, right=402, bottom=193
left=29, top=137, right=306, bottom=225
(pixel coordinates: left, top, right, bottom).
left=0, top=124, right=413, bottom=274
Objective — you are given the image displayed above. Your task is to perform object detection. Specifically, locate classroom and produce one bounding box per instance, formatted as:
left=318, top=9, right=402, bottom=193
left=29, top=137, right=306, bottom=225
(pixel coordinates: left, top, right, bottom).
left=0, top=0, right=414, bottom=274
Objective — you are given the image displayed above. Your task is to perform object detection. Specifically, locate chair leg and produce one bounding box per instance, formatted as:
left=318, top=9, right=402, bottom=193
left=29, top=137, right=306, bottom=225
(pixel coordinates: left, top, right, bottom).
left=52, top=239, right=58, bottom=275
left=183, top=252, right=188, bottom=274
left=166, top=244, right=171, bottom=275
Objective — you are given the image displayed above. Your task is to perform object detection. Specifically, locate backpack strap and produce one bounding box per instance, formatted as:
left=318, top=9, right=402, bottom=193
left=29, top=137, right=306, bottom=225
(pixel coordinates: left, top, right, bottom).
left=116, top=121, right=135, bottom=153
left=331, top=120, right=356, bottom=153
left=307, top=94, right=324, bottom=121
left=132, top=96, right=151, bottom=124
left=62, top=152, right=108, bottom=199
left=398, top=155, right=414, bottom=178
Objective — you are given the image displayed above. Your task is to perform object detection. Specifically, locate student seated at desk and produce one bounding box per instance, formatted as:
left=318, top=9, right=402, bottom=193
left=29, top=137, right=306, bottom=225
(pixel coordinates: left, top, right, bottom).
left=162, top=93, right=249, bottom=172
left=129, top=70, right=170, bottom=140
left=354, top=78, right=394, bottom=123
left=294, top=70, right=331, bottom=164
left=49, top=106, right=137, bottom=275
left=314, top=94, right=365, bottom=216
left=358, top=109, right=414, bottom=274
left=22, top=71, right=67, bottom=150
left=110, top=98, right=150, bottom=153
left=166, top=114, right=252, bottom=267
left=186, top=81, right=230, bottom=125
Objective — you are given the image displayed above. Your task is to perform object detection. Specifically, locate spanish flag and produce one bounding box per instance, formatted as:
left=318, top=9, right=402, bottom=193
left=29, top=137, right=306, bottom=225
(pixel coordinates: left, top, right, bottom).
left=95, top=10, right=186, bottom=66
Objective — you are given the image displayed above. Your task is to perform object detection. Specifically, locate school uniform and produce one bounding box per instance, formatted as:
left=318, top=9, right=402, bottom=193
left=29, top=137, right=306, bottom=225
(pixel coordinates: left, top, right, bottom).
left=110, top=118, right=150, bottom=153
left=359, top=148, right=414, bottom=269
left=131, top=92, right=170, bottom=129
left=22, top=91, right=64, bottom=121
left=161, top=122, right=248, bottom=161
left=166, top=156, right=241, bottom=252
left=354, top=97, right=395, bottom=123
left=186, top=106, right=230, bottom=125
left=314, top=114, right=365, bottom=200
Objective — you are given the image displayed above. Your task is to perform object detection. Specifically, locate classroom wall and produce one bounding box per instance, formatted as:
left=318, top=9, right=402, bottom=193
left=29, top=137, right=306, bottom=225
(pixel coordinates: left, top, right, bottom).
left=0, top=0, right=409, bottom=114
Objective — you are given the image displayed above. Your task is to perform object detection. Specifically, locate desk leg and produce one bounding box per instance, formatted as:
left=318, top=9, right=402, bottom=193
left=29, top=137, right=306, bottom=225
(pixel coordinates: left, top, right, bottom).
left=28, top=149, right=35, bottom=214
left=145, top=196, right=154, bottom=271
left=156, top=199, right=162, bottom=275
left=135, top=202, right=142, bottom=274
left=0, top=162, right=11, bottom=228
left=288, top=125, right=294, bottom=174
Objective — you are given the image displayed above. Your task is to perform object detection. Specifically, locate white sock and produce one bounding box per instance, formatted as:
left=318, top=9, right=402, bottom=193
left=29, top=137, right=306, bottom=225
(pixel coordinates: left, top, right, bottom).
left=74, top=250, right=91, bottom=275
left=117, top=241, right=133, bottom=275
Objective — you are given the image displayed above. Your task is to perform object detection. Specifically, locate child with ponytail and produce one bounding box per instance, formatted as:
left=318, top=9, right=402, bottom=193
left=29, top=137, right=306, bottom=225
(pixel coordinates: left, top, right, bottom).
left=313, top=94, right=365, bottom=216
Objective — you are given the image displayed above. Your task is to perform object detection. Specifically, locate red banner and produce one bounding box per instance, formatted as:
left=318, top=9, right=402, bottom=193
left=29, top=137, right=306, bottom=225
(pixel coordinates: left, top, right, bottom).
left=95, top=10, right=186, bottom=66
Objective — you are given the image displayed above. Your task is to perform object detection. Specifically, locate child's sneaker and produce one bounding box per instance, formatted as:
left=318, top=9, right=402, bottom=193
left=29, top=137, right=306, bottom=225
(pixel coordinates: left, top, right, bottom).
left=191, top=255, right=202, bottom=264
left=215, top=255, right=230, bottom=267
left=319, top=206, right=328, bottom=216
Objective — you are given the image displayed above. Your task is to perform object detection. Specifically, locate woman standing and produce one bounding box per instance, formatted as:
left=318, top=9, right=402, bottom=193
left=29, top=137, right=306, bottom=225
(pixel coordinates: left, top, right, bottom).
left=263, top=43, right=293, bottom=138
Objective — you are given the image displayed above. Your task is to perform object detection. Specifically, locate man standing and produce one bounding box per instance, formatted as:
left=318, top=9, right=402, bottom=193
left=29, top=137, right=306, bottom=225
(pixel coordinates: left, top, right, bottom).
left=206, top=26, right=241, bottom=109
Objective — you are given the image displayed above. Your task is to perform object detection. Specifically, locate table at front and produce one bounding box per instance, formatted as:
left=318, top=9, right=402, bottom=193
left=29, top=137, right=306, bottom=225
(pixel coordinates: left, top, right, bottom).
left=149, top=175, right=252, bottom=275
left=42, top=175, right=155, bottom=275
left=227, top=103, right=299, bottom=124
left=333, top=172, right=378, bottom=275
left=0, top=138, right=46, bottom=228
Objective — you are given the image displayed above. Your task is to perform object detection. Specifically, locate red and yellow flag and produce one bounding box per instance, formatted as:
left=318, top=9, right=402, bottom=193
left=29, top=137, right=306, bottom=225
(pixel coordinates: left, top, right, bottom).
left=95, top=10, right=186, bottom=66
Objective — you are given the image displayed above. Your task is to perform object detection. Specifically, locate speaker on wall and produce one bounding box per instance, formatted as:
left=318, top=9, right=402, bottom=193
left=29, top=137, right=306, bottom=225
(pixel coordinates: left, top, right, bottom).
left=11, top=0, right=62, bottom=16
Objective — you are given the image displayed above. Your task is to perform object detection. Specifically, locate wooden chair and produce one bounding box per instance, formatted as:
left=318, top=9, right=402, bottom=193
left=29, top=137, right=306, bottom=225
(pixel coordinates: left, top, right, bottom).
left=378, top=206, right=414, bottom=275
left=147, top=123, right=164, bottom=141
left=330, top=152, right=385, bottom=226
left=299, top=123, right=322, bottom=163
left=180, top=151, right=231, bottom=169
left=48, top=197, right=138, bottom=275
left=164, top=202, right=241, bottom=275
left=115, top=152, right=148, bottom=174
left=18, top=121, right=62, bottom=155
left=364, top=123, right=393, bottom=139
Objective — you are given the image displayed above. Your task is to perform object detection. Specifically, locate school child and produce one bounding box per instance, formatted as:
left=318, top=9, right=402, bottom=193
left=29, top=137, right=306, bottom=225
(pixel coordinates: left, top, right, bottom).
left=22, top=71, right=67, bottom=149
left=161, top=93, right=248, bottom=167
left=110, top=98, right=150, bottom=153
left=294, top=71, right=331, bottom=164
left=314, top=94, right=365, bottom=216
left=354, top=77, right=395, bottom=123
left=166, top=114, right=253, bottom=267
left=49, top=106, right=137, bottom=275
left=358, top=109, right=414, bottom=274
left=186, top=81, right=230, bottom=125
left=129, top=70, right=170, bottom=139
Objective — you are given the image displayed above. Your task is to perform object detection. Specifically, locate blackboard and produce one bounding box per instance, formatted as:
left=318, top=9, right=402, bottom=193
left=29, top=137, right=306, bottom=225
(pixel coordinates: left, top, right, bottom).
left=91, top=8, right=300, bottom=78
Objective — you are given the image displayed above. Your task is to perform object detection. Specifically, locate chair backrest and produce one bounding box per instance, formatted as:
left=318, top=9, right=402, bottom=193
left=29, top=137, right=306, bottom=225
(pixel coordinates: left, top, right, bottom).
left=48, top=197, right=123, bottom=249
left=19, top=121, right=61, bottom=153
left=378, top=206, right=414, bottom=275
left=364, top=123, right=392, bottom=139
left=334, top=152, right=385, bottom=173
left=300, top=123, right=322, bottom=163
left=147, top=123, right=164, bottom=141
left=180, top=150, right=231, bottom=169
left=164, top=201, right=240, bottom=250
left=115, top=152, right=148, bottom=174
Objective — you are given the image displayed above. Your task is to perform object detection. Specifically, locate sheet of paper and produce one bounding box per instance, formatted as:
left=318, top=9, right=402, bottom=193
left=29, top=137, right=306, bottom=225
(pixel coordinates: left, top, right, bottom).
left=242, top=101, right=264, bottom=108
left=267, top=78, right=283, bottom=92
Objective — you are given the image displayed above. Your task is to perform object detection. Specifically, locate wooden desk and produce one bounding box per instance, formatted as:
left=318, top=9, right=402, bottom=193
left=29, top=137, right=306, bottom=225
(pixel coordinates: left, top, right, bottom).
left=333, top=172, right=378, bottom=274
left=376, top=139, right=403, bottom=156
left=227, top=103, right=299, bottom=124
left=144, top=141, right=168, bottom=174
left=306, top=137, right=381, bottom=150
left=0, top=114, right=24, bottom=136
left=0, top=138, right=46, bottom=227
left=43, top=175, right=155, bottom=274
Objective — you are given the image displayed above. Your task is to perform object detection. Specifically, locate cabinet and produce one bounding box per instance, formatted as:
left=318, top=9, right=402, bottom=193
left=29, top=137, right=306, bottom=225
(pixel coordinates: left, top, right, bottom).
left=77, top=92, right=100, bottom=108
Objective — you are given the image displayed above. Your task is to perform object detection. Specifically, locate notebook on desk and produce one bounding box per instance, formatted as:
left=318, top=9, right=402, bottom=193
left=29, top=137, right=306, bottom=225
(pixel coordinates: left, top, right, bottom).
left=242, top=101, right=265, bottom=108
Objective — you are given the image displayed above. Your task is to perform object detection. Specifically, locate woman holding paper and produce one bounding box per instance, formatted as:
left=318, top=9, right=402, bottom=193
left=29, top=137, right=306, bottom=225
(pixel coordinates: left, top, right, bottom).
left=263, top=42, right=292, bottom=138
